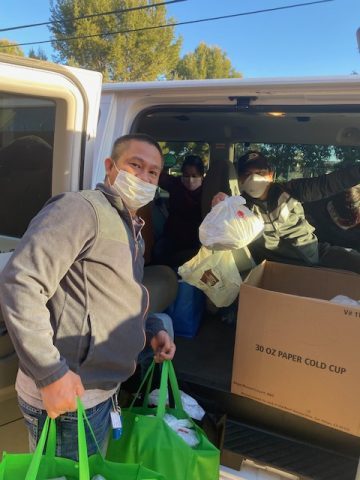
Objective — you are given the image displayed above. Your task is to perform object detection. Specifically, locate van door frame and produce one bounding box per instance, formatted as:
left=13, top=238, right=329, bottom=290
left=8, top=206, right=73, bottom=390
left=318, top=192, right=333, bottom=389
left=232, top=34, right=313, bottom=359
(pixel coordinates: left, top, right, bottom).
left=0, top=54, right=102, bottom=193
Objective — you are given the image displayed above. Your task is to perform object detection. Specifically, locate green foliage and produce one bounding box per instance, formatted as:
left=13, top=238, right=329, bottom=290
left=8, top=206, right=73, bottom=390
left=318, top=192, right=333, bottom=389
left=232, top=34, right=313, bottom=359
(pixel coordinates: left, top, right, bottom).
left=159, top=141, right=209, bottom=172
left=333, top=146, right=360, bottom=166
left=296, top=145, right=332, bottom=177
left=28, top=47, right=48, bottom=61
left=0, top=39, right=25, bottom=57
left=49, top=0, right=182, bottom=81
left=174, top=42, right=241, bottom=80
left=261, top=144, right=301, bottom=180
left=236, top=143, right=335, bottom=181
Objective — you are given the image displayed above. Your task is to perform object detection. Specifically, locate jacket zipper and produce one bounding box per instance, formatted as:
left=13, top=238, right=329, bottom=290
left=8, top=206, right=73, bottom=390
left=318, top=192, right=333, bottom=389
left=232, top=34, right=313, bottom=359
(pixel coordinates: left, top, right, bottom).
left=127, top=211, right=149, bottom=358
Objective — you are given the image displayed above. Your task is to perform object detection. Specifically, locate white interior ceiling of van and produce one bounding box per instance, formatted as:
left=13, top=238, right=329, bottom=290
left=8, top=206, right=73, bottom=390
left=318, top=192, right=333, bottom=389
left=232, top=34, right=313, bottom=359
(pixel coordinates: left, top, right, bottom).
left=136, top=108, right=360, bottom=146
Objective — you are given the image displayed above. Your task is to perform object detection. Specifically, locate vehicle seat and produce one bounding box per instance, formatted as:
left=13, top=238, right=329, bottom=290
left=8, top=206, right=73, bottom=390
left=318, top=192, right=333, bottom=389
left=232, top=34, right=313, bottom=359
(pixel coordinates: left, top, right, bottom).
left=0, top=135, right=53, bottom=237
left=143, top=265, right=178, bottom=314
left=201, top=157, right=232, bottom=219
left=130, top=202, right=179, bottom=313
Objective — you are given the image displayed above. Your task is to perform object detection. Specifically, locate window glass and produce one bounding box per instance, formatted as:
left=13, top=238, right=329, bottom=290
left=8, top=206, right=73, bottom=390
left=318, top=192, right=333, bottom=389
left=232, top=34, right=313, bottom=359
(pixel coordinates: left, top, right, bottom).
left=235, top=142, right=360, bottom=181
left=0, top=93, right=55, bottom=238
left=159, top=141, right=209, bottom=177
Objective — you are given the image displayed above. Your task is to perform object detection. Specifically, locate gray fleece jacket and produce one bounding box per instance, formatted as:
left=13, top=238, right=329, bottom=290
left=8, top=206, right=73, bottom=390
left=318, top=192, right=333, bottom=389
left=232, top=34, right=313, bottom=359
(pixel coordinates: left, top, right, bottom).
left=0, top=183, right=163, bottom=390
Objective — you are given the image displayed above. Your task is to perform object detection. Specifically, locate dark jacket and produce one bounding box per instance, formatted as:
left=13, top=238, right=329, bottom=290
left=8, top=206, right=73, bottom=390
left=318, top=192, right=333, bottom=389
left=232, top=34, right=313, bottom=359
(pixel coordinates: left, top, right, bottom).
left=244, top=164, right=360, bottom=265
left=160, top=173, right=202, bottom=251
left=304, top=198, right=360, bottom=251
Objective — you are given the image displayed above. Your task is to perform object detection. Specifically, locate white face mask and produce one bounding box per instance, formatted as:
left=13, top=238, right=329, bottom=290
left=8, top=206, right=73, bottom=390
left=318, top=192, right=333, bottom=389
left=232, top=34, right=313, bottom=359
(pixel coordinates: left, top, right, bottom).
left=181, top=176, right=203, bottom=191
left=240, top=173, right=271, bottom=198
left=112, top=168, right=157, bottom=211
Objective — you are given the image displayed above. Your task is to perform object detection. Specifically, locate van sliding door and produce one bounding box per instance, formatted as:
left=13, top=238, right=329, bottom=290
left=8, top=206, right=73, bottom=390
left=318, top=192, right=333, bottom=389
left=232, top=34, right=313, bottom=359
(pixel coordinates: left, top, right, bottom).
left=0, top=55, right=102, bottom=245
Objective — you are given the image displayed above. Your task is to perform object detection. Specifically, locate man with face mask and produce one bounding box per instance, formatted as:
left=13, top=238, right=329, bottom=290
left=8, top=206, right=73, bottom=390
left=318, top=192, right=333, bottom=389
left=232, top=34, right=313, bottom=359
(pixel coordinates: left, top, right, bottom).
left=212, top=151, right=360, bottom=273
left=0, top=133, right=176, bottom=460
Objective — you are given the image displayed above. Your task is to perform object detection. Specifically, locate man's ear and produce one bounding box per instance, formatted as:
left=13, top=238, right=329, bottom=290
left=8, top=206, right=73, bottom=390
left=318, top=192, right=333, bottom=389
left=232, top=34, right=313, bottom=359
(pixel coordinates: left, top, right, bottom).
left=104, top=157, right=113, bottom=175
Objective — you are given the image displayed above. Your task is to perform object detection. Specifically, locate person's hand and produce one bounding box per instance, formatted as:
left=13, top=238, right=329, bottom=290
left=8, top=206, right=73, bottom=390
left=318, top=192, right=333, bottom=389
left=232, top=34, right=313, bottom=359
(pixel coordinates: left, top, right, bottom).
left=40, top=370, right=85, bottom=419
left=150, top=330, right=176, bottom=363
left=211, top=192, right=229, bottom=208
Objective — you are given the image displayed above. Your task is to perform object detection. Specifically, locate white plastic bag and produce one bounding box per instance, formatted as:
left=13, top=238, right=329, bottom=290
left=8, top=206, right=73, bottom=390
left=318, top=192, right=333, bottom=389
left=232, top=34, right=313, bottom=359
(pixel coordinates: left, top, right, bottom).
left=199, top=195, right=264, bottom=250
left=149, top=389, right=205, bottom=420
left=329, top=295, right=360, bottom=307
left=163, top=414, right=200, bottom=447
left=178, top=246, right=241, bottom=307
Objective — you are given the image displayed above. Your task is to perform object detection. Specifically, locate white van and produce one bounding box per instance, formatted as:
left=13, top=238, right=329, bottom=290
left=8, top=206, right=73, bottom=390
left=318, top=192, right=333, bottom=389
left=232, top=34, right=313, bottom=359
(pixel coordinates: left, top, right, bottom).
left=0, top=53, right=360, bottom=480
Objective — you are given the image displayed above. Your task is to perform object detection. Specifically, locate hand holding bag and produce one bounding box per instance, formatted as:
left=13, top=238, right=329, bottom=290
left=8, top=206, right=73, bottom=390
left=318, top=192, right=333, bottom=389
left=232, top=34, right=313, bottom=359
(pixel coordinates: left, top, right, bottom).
left=0, top=398, right=164, bottom=480
left=106, top=361, right=220, bottom=480
left=199, top=195, right=264, bottom=250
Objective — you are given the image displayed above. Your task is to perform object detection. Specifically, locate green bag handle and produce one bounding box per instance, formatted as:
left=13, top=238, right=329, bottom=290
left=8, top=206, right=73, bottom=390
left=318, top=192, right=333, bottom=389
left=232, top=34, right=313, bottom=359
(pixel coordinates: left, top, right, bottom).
left=77, top=398, right=91, bottom=480
left=45, top=416, right=57, bottom=459
left=24, top=416, right=51, bottom=480
left=129, top=359, right=155, bottom=409
left=25, top=398, right=103, bottom=480
left=130, top=360, right=184, bottom=417
left=156, top=360, right=183, bottom=418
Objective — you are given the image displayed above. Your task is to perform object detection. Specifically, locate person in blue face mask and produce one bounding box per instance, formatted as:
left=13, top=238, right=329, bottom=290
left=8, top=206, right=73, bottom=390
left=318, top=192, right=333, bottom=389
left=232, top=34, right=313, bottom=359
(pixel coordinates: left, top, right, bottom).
left=0, top=133, right=176, bottom=461
left=212, top=151, right=360, bottom=273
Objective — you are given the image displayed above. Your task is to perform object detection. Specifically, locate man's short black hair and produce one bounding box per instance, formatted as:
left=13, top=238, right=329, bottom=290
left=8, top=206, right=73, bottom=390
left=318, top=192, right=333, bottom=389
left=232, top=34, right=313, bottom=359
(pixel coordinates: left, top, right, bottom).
left=111, top=133, right=163, bottom=161
left=181, top=154, right=205, bottom=176
left=237, top=151, right=271, bottom=176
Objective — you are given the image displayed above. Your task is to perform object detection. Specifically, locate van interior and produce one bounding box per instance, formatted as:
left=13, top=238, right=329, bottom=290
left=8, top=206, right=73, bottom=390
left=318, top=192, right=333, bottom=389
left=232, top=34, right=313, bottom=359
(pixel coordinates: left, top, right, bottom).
left=131, top=102, right=360, bottom=479
left=1, top=92, right=360, bottom=479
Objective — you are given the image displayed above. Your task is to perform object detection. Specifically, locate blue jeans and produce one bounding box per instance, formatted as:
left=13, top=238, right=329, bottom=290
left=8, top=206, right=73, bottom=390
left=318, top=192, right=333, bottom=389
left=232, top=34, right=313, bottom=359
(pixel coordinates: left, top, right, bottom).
left=18, top=396, right=112, bottom=461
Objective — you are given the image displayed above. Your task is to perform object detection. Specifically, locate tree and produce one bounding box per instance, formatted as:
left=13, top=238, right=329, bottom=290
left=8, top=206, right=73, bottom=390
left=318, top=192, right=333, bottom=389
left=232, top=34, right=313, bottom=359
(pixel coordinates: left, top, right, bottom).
left=49, top=0, right=182, bottom=81
left=174, top=42, right=241, bottom=80
left=0, top=39, right=25, bottom=57
left=236, top=143, right=333, bottom=181
left=28, top=47, right=48, bottom=61
left=297, top=145, right=332, bottom=177
left=333, top=146, right=360, bottom=166
left=160, top=141, right=210, bottom=172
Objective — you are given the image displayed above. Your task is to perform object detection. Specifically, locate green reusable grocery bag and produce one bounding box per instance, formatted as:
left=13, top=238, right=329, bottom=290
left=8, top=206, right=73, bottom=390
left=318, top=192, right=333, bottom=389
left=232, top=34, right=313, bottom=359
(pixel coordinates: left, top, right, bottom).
left=0, top=398, right=164, bottom=480
left=107, top=361, right=220, bottom=480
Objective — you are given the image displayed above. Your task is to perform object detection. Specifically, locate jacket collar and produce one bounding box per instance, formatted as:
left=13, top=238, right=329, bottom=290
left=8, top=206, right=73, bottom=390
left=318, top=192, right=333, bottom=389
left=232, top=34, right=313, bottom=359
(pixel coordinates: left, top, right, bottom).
left=95, top=183, right=146, bottom=240
left=95, top=182, right=133, bottom=221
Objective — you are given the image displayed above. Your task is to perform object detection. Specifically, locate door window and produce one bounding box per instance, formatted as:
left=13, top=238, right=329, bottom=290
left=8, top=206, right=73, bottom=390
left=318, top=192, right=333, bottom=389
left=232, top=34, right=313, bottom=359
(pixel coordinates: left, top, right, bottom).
left=0, top=93, right=55, bottom=238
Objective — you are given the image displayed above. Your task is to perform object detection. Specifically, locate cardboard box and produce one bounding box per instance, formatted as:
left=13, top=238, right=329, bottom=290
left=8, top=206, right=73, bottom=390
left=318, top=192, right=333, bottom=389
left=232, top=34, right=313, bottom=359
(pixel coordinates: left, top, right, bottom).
left=231, top=261, right=360, bottom=436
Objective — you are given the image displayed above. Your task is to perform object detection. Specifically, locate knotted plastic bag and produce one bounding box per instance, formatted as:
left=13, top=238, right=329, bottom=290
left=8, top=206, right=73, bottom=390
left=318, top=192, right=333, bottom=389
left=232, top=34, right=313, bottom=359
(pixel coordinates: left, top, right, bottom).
left=199, top=196, right=264, bottom=250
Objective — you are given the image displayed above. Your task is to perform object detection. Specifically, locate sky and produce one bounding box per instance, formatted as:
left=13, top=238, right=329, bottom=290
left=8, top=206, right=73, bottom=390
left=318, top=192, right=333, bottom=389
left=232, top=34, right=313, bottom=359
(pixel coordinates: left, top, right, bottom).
left=1, top=0, right=359, bottom=78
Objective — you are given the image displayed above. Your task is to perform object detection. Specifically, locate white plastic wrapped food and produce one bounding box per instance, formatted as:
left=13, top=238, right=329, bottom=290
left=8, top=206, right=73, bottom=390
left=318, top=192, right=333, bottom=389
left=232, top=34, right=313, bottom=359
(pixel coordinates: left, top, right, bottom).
left=149, top=389, right=205, bottom=420
left=199, top=195, right=264, bottom=250
left=163, top=414, right=200, bottom=447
